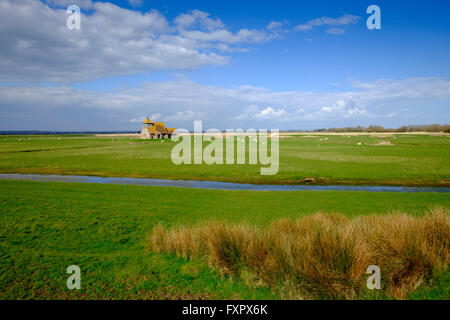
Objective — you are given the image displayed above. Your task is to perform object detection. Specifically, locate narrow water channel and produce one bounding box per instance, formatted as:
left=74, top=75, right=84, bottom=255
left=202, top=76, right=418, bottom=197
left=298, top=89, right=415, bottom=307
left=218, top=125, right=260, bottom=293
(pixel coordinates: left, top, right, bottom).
left=0, top=174, right=449, bottom=193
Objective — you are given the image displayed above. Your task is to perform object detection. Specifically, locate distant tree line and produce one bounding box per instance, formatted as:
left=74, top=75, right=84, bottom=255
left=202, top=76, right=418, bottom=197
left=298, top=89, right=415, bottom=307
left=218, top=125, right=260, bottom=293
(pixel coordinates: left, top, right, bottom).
left=310, top=124, right=450, bottom=133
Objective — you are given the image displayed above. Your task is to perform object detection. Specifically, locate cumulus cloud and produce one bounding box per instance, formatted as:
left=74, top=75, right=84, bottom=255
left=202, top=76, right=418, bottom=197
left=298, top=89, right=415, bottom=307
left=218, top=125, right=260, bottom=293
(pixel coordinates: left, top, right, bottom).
left=295, top=14, right=360, bottom=34
left=164, top=110, right=204, bottom=121
left=318, top=100, right=369, bottom=118
left=1, top=77, right=448, bottom=130
left=46, top=0, right=94, bottom=9
left=0, top=0, right=279, bottom=83
left=178, top=28, right=271, bottom=44
left=237, top=106, right=288, bottom=121
left=175, top=10, right=225, bottom=31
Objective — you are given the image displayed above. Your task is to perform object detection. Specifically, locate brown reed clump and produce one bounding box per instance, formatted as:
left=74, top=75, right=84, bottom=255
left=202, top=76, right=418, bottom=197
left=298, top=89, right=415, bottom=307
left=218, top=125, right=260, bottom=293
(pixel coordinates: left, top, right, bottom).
left=148, top=208, right=449, bottom=299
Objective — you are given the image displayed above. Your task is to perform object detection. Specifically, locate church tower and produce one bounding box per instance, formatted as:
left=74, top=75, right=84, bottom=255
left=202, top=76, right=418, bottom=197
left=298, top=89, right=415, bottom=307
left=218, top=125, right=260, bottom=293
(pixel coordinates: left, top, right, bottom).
left=142, top=117, right=153, bottom=130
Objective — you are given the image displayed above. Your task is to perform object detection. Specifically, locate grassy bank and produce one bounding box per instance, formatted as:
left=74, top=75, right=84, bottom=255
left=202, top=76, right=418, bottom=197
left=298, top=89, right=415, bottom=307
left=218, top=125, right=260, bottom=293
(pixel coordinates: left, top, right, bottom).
left=0, top=134, right=449, bottom=186
left=0, top=180, right=449, bottom=299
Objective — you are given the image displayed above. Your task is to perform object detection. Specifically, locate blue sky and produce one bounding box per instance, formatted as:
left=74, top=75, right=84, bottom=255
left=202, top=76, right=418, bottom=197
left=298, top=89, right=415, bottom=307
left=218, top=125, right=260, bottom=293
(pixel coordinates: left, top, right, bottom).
left=135, top=0, right=450, bottom=88
left=0, top=0, right=449, bottom=130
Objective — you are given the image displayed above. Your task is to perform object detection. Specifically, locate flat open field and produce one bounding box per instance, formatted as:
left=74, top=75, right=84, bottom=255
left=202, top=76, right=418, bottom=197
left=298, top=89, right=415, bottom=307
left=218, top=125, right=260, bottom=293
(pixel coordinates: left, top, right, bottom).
left=0, top=133, right=449, bottom=186
left=0, top=180, right=448, bottom=299
left=0, top=134, right=449, bottom=299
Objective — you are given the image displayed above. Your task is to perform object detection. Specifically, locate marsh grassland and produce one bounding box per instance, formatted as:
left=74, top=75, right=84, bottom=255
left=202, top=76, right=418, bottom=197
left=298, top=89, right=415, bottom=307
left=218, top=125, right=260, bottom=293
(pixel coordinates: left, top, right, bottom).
left=0, top=133, right=449, bottom=186
left=0, top=134, right=449, bottom=299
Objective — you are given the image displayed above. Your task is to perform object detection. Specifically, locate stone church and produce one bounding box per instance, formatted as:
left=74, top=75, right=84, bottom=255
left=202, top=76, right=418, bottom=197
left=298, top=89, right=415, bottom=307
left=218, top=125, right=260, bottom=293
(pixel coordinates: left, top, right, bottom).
left=139, top=117, right=176, bottom=139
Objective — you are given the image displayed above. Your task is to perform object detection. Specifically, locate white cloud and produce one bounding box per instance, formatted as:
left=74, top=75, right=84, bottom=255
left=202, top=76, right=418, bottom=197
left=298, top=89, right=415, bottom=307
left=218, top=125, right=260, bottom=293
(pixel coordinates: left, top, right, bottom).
left=151, top=113, right=162, bottom=120
left=317, top=99, right=369, bottom=119
left=267, top=21, right=283, bottom=30
left=178, top=28, right=272, bottom=44
left=129, top=112, right=160, bottom=123
left=255, top=107, right=287, bottom=120
left=129, top=116, right=145, bottom=123
left=326, top=28, right=345, bottom=35
left=175, top=10, right=225, bottom=31
left=164, top=110, right=204, bottom=121
left=234, top=104, right=258, bottom=120
left=295, top=14, right=360, bottom=33
left=46, top=0, right=94, bottom=9
left=0, top=1, right=279, bottom=83
left=235, top=105, right=289, bottom=121
left=0, top=77, right=449, bottom=131
left=128, top=0, right=143, bottom=7
left=386, top=112, right=398, bottom=118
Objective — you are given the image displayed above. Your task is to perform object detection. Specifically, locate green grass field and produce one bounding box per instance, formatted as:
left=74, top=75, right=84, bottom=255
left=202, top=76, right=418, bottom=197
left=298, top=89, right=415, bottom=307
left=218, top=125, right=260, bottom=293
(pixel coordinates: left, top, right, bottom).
left=0, top=180, right=448, bottom=299
left=0, top=134, right=449, bottom=186
left=0, top=134, right=449, bottom=299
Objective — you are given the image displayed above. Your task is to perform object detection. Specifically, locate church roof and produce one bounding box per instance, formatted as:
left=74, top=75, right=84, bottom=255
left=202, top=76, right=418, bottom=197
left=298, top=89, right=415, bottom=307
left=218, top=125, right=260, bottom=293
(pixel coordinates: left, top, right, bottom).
left=146, top=122, right=173, bottom=135
left=141, top=117, right=176, bottom=135
left=143, top=117, right=152, bottom=124
left=147, top=126, right=166, bottom=134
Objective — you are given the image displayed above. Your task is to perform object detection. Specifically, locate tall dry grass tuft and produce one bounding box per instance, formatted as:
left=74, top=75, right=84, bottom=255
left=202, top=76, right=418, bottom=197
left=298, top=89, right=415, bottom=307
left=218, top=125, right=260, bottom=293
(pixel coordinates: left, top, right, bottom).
left=358, top=208, right=450, bottom=298
left=148, top=208, right=449, bottom=299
